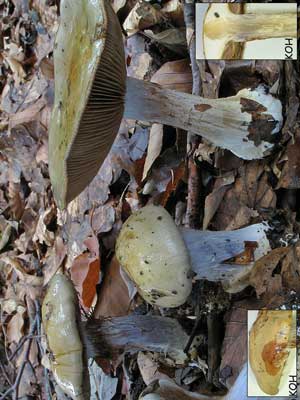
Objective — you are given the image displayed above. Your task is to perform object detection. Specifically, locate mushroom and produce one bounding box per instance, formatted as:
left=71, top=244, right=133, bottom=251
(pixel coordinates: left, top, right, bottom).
left=116, top=204, right=193, bottom=307
left=115, top=205, right=270, bottom=307
left=42, top=274, right=86, bottom=400
left=249, top=310, right=296, bottom=395
left=49, top=0, right=283, bottom=208
left=197, top=3, right=297, bottom=59
left=85, top=314, right=189, bottom=363
left=43, top=275, right=191, bottom=383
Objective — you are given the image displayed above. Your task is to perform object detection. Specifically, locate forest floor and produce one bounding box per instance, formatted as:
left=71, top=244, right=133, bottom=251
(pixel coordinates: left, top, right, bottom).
left=0, top=0, right=299, bottom=399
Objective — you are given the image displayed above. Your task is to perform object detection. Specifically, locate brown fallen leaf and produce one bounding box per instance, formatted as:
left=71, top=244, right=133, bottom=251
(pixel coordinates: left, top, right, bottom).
left=280, top=242, right=300, bottom=292
left=203, top=173, right=235, bottom=230
left=160, top=161, right=186, bottom=207
left=137, top=352, right=171, bottom=385
left=249, top=247, right=290, bottom=297
left=70, top=234, right=101, bottom=309
left=212, top=161, right=276, bottom=230
left=123, top=0, right=165, bottom=36
left=126, top=34, right=153, bottom=80
left=6, top=310, right=26, bottom=344
left=220, top=299, right=262, bottom=389
left=93, top=257, right=133, bottom=319
left=143, top=124, right=164, bottom=181
left=8, top=181, right=24, bottom=221
left=277, top=129, right=300, bottom=189
left=151, top=59, right=192, bottom=93
left=144, top=28, right=188, bottom=56
left=43, top=236, right=67, bottom=286
left=161, top=0, right=184, bottom=26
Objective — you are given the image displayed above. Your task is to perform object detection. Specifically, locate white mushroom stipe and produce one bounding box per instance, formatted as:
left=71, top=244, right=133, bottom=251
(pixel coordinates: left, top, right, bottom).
left=124, top=78, right=283, bottom=160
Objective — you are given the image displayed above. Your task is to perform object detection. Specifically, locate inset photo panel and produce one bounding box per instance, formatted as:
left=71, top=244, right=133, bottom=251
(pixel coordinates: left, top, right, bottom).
left=248, top=310, right=297, bottom=397
left=196, top=3, right=298, bottom=60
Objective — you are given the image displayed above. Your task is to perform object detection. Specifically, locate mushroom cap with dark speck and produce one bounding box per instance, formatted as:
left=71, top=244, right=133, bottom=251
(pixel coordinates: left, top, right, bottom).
left=49, top=0, right=126, bottom=209
left=116, top=205, right=193, bottom=308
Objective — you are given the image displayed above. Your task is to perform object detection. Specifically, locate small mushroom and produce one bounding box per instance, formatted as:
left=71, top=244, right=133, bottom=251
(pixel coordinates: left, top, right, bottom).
left=198, top=3, right=297, bottom=59
left=42, top=274, right=190, bottom=393
left=249, top=310, right=296, bottom=395
left=42, top=274, right=85, bottom=400
left=49, top=0, right=283, bottom=208
left=115, top=205, right=270, bottom=306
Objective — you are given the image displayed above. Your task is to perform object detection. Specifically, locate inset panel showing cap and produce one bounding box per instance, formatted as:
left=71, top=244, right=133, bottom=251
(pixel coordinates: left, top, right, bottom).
left=248, top=310, right=297, bottom=397
left=196, top=3, right=297, bottom=60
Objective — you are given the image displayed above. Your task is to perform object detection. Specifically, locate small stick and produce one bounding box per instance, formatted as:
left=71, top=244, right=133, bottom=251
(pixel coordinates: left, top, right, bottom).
left=0, top=300, right=39, bottom=400
left=183, top=0, right=202, bottom=229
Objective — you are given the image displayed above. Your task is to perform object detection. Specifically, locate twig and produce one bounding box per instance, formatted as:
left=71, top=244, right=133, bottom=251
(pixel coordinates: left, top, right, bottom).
left=0, top=360, right=11, bottom=387
left=207, top=313, right=223, bottom=387
left=0, top=300, right=39, bottom=400
left=183, top=313, right=201, bottom=354
left=183, top=0, right=202, bottom=229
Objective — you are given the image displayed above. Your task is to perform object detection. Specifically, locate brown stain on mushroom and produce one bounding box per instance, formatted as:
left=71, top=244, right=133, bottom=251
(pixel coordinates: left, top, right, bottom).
left=240, top=97, right=276, bottom=147
left=194, top=104, right=212, bottom=112
left=122, top=231, right=136, bottom=241
left=261, top=340, right=288, bottom=376
left=240, top=98, right=267, bottom=113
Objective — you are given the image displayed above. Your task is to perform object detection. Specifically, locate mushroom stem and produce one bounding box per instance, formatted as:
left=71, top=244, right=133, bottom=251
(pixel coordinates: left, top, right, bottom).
left=124, top=77, right=282, bottom=160
left=204, top=13, right=296, bottom=42
left=180, top=223, right=270, bottom=292
left=83, top=315, right=188, bottom=362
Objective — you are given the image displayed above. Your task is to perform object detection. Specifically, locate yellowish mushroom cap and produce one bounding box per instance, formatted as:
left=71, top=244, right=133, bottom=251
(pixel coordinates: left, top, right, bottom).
left=42, top=274, right=84, bottom=399
left=249, top=310, right=296, bottom=395
left=116, top=205, right=192, bottom=308
left=49, top=0, right=126, bottom=209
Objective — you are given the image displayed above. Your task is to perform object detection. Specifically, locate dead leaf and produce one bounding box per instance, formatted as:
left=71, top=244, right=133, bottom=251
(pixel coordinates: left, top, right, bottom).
left=203, top=173, right=235, bottom=230
left=277, top=129, right=300, bottom=189
left=138, top=352, right=171, bottom=385
left=139, top=379, right=209, bottom=399
left=43, top=236, right=67, bottom=286
left=32, top=207, right=56, bottom=246
left=70, top=234, right=101, bottom=309
left=220, top=299, right=262, bottom=389
left=144, top=28, right=188, bottom=56
left=123, top=0, right=164, bottom=36
left=212, top=161, right=276, bottom=230
left=151, top=59, right=192, bottom=93
left=127, top=34, right=153, bottom=80
left=3, top=53, right=26, bottom=85
left=143, top=124, right=164, bottom=181
left=161, top=0, right=184, bottom=26
left=93, top=257, right=133, bottom=318
left=160, top=161, right=186, bottom=207
left=128, top=52, right=153, bottom=80
left=280, top=242, right=300, bottom=292
left=91, top=204, right=115, bottom=235
left=8, top=181, right=24, bottom=221
left=112, top=0, right=127, bottom=13
left=6, top=310, right=26, bottom=344
left=249, top=247, right=289, bottom=297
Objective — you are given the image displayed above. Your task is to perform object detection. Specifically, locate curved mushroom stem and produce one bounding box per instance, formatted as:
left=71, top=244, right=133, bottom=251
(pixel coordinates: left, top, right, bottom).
left=205, top=13, right=297, bottom=42
left=180, top=223, right=270, bottom=292
left=124, top=77, right=282, bottom=160
left=83, top=315, right=188, bottom=363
